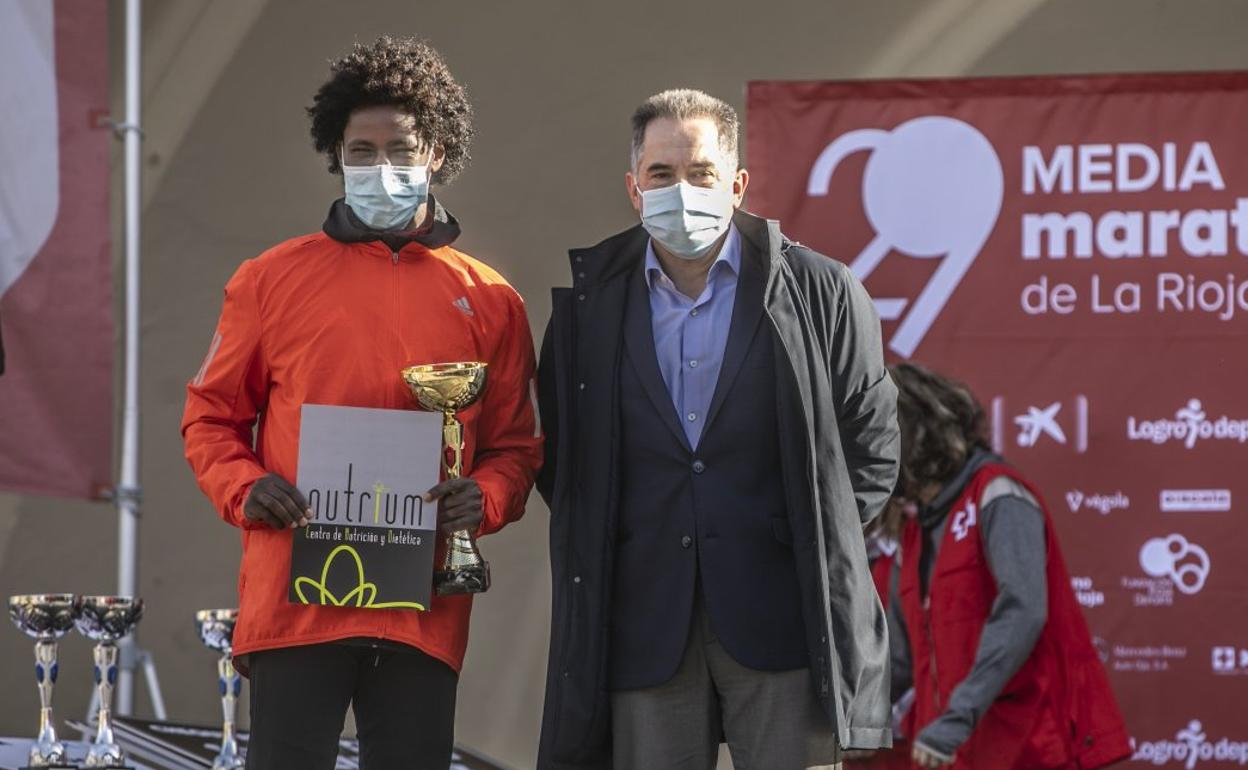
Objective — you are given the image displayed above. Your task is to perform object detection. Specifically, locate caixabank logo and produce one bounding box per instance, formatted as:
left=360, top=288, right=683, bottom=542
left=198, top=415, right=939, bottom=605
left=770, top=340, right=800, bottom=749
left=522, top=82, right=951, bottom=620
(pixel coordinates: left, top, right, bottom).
left=989, top=395, right=1090, bottom=454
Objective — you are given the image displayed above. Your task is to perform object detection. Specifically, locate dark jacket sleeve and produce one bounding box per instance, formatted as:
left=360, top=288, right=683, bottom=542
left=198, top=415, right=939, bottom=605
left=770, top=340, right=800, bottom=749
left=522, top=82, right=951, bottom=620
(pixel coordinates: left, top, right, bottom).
left=888, top=559, right=914, bottom=704
left=915, top=487, right=1049, bottom=758
left=828, top=268, right=900, bottom=525
left=536, top=316, right=559, bottom=508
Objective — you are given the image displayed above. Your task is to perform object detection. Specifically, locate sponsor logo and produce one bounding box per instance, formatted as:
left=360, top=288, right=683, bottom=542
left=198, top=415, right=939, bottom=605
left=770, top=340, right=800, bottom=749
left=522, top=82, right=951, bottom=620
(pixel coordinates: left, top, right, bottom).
left=1128, top=399, right=1248, bottom=448
left=1132, top=720, right=1248, bottom=767
left=1122, top=533, right=1211, bottom=606
left=1110, top=643, right=1186, bottom=673
left=1161, top=489, right=1232, bottom=512
left=991, top=395, right=1089, bottom=453
left=807, top=116, right=1003, bottom=357
left=1015, top=402, right=1067, bottom=446
left=1070, top=576, right=1105, bottom=608
left=950, top=501, right=977, bottom=542
left=1212, top=646, right=1248, bottom=675
left=1140, top=534, right=1211, bottom=595
left=452, top=296, right=475, bottom=317
left=1066, top=490, right=1130, bottom=515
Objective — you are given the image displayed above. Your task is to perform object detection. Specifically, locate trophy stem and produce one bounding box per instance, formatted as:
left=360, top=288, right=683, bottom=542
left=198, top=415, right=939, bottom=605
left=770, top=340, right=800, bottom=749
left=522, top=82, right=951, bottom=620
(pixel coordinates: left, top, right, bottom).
left=441, top=411, right=464, bottom=479
left=434, top=410, right=490, bottom=595
left=31, top=637, right=68, bottom=766
left=86, top=641, right=124, bottom=768
left=214, top=653, right=244, bottom=770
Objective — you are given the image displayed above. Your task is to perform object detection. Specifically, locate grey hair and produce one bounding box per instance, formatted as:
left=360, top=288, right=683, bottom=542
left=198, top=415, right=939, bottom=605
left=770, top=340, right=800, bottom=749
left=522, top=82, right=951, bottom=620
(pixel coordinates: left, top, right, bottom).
left=629, top=88, right=739, bottom=173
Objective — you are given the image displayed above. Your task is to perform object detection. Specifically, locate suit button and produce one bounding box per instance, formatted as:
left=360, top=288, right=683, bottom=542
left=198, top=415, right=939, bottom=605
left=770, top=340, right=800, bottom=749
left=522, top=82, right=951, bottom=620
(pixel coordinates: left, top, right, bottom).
left=692, top=460, right=705, bottom=474
left=681, top=535, right=693, bottom=549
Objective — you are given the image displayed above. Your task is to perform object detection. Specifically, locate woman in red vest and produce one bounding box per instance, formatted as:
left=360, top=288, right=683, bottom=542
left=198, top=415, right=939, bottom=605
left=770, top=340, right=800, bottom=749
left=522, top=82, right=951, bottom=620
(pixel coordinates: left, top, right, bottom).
left=886, top=363, right=1130, bottom=770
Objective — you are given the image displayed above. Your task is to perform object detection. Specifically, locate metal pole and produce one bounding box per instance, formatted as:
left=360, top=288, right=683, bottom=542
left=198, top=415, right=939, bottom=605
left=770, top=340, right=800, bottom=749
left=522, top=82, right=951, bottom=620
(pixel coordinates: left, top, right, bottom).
left=116, top=0, right=142, bottom=715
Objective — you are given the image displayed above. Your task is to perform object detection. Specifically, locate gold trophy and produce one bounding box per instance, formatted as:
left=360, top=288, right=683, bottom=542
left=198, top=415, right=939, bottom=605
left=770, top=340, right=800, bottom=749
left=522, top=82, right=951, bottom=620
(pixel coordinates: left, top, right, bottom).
left=401, top=362, right=490, bottom=595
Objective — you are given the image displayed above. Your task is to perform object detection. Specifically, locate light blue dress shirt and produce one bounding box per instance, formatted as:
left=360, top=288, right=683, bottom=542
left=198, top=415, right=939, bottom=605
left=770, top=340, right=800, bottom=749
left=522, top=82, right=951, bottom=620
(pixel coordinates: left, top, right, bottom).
left=644, top=225, right=741, bottom=449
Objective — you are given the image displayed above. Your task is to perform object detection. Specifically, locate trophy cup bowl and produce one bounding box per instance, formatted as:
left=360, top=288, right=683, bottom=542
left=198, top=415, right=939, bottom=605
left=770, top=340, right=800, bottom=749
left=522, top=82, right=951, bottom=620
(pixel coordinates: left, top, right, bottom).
left=9, top=594, right=78, bottom=638
left=401, top=361, right=487, bottom=413
left=195, top=609, right=237, bottom=654
left=195, top=610, right=244, bottom=770
left=9, top=594, right=79, bottom=769
left=74, top=597, right=143, bottom=643
left=401, top=362, right=491, bottom=595
left=75, top=596, right=143, bottom=769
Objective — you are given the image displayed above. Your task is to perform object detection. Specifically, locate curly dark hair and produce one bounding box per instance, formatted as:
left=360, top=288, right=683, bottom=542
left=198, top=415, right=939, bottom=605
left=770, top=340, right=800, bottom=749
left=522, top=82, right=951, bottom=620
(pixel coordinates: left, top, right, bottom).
left=889, top=362, right=991, bottom=500
left=307, top=36, right=473, bottom=182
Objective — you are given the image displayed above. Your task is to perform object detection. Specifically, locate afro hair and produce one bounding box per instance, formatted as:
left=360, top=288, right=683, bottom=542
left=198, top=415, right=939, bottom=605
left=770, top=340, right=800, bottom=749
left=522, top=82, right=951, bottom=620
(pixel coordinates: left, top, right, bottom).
left=307, top=36, right=474, bottom=183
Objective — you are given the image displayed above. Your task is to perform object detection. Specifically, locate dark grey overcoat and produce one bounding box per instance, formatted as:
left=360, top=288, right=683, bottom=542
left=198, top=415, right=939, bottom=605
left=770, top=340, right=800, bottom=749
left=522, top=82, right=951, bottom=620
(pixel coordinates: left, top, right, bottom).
left=536, top=209, right=901, bottom=768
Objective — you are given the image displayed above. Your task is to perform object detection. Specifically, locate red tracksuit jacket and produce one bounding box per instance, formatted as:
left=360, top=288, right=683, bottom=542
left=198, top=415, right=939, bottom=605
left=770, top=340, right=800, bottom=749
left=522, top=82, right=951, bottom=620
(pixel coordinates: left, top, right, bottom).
left=181, top=228, right=542, bottom=671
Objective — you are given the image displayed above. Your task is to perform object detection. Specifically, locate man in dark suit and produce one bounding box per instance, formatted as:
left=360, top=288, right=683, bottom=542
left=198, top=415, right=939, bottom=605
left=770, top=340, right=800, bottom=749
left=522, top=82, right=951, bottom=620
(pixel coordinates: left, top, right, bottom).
left=536, top=88, right=900, bottom=770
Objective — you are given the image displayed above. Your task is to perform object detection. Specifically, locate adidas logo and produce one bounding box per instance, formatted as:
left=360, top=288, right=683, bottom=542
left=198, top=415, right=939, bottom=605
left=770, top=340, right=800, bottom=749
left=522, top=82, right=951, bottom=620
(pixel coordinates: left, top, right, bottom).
left=453, top=297, right=474, bottom=317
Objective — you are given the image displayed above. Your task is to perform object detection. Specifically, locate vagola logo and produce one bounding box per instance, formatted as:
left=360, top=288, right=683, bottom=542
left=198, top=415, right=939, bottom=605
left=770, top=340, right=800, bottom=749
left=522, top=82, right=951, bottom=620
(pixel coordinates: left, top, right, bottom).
left=807, top=117, right=1004, bottom=357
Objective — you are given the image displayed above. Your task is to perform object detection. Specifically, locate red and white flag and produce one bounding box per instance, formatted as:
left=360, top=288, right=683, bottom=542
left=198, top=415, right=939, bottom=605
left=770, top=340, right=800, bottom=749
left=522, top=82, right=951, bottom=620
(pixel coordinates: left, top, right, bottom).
left=0, top=0, right=112, bottom=499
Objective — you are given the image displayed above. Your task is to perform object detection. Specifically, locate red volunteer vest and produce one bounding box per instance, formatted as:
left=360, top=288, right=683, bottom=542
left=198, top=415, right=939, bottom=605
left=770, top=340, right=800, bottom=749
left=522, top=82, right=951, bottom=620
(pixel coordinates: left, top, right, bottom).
left=899, top=464, right=1131, bottom=770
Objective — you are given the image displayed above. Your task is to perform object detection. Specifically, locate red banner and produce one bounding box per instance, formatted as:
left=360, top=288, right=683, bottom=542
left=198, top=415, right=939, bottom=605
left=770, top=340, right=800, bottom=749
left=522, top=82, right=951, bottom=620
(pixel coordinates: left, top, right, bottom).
left=0, top=0, right=112, bottom=499
left=748, top=73, right=1248, bottom=767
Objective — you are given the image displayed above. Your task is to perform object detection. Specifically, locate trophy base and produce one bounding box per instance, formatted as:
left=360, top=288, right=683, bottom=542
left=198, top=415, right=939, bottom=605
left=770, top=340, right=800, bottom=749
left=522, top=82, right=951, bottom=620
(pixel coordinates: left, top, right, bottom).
left=434, top=562, right=490, bottom=595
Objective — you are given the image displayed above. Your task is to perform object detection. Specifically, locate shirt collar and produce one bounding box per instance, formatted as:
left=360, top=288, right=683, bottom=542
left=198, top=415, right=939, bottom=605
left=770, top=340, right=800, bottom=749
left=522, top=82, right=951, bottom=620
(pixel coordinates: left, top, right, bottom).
left=644, top=224, right=741, bottom=291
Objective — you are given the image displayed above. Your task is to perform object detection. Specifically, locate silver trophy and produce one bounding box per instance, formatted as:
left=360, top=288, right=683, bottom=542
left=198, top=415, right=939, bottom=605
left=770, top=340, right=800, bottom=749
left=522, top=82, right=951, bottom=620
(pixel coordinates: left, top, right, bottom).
left=8, top=594, right=79, bottom=768
left=74, top=596, right=143, bottom=769
left=195, top=609, right=244, bottom=770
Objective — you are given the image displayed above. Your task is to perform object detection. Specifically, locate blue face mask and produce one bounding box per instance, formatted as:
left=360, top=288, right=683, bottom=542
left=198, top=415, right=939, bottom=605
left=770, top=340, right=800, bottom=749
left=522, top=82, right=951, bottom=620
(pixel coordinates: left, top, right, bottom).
left=638, top=182, right=735, bottom=259
left=341, top=156, right=430, bottom=231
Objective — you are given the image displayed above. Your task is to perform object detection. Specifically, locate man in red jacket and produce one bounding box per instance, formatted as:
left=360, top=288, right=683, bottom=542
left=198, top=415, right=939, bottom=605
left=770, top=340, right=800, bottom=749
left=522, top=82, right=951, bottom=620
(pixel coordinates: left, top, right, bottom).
left=886, top=363, right=1130, bottom=770
left=181, top=37, right=541, bottom=770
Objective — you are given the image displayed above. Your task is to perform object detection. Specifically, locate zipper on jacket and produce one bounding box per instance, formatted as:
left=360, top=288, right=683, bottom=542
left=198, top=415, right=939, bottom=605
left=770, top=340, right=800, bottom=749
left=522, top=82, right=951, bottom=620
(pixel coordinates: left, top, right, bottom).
left=923, top=597, right=943, bottom=710
left=379, top=246, right=401, bottom=646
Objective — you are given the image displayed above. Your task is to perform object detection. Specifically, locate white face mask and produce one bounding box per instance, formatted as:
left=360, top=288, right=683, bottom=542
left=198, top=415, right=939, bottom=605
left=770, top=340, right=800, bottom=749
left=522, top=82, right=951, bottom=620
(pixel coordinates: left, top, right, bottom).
left=638, top=182, right=735, bottom=260
left=341, top=150, right=431, bottom=231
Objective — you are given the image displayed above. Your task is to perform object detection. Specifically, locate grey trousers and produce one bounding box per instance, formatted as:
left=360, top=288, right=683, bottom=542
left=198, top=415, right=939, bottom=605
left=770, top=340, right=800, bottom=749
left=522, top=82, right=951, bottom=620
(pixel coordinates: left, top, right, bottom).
left=611, top=601, right=841, bottom=770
